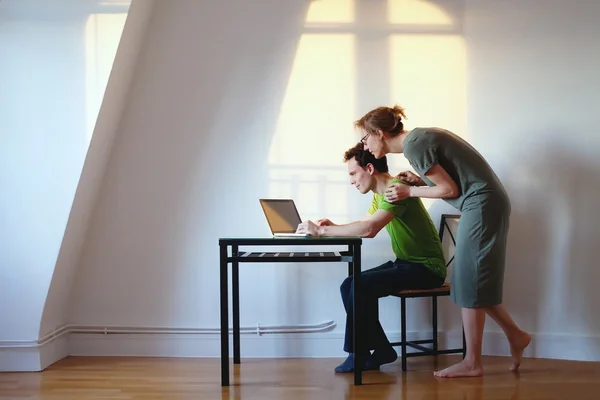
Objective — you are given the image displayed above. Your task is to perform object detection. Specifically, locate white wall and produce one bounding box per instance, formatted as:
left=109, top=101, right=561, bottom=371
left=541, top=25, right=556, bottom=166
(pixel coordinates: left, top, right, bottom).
left=0, top=0, right=96, bottom=343
left=38, top=0, right=155, bottom=346
left=463, top=0, right=600, bottom=358
left=4, top=0, right=600, bottom=369
left=0, top=0, right=154, bottom=371
left=67, top=0, right=600, bottom=361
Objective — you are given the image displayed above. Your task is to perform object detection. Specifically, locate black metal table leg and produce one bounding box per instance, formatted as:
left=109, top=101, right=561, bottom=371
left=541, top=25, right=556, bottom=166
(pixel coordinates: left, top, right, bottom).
left=220, top=244, right=229, bottom=386
left=347, top=244, right=353, bottom=277
left=232, top=245, right=240, bottom=364
left=352, top=244, right=363, bottom=385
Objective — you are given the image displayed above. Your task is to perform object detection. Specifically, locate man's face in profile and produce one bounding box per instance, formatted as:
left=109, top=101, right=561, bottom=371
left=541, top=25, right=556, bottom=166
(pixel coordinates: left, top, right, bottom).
left=347, top=158, right=373, bottom=195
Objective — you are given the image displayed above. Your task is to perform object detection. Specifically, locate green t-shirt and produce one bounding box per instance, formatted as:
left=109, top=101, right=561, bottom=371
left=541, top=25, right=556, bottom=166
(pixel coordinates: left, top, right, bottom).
left=368, top=179, right=446, bottom=279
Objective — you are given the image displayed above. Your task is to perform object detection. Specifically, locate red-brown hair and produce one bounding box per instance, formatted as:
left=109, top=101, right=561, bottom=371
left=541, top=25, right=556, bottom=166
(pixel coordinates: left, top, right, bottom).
left=354, top=105, right=407, bottom=136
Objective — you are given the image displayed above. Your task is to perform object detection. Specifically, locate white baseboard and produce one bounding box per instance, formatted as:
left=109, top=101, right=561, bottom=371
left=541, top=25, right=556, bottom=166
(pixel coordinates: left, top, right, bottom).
left=483, top=331, right=600, bottom=361
left=0, top=346, right=42, bottom=372
left=3, top=328, right=600, bottom=371
left=0, top=332, right=69, bottom=372
left=68, top=330, right=600, bottom=362
left=39, top=333, right=69, bottom=370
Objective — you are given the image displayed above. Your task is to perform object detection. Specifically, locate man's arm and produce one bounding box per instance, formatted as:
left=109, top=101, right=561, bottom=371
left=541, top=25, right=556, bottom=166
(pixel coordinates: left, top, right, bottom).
left=359, top=212, right=372, bottom=222
left=318, top=209, right=394, bottom=238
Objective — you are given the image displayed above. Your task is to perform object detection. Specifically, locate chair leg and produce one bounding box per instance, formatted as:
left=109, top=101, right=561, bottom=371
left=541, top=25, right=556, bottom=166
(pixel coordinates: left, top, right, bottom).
left=432, top=296, right=438, bottom=355
left=401, top=297, right=407, bottom=371
left=462, top=325, right=467, bottom=358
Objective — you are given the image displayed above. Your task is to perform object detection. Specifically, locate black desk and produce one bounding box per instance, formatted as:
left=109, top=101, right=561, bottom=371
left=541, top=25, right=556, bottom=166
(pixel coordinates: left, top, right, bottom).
left=219, top=237, right=364, bottom=385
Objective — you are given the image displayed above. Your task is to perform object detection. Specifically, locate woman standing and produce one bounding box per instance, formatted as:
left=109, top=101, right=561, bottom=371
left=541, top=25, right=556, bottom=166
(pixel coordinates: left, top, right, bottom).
left=355, top=105, right=531, bottom=378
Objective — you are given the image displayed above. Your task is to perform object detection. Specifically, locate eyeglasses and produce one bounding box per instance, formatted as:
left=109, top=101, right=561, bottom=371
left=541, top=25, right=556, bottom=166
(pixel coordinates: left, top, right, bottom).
left=360, top=132, right=371, bottom=144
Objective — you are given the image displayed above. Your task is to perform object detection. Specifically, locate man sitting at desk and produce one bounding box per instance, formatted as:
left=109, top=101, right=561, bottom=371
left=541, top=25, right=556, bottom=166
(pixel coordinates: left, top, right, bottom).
left=295, top=142, right=446, bottom=373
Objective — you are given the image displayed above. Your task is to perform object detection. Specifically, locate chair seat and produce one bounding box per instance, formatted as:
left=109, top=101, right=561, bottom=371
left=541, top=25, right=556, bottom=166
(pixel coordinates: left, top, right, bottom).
left=394, top=283, right=451, bottom=298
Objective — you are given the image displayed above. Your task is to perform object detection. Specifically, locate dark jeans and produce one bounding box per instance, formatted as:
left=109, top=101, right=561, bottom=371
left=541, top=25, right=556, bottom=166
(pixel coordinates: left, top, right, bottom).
left=341, top=258, right=444, bottom=353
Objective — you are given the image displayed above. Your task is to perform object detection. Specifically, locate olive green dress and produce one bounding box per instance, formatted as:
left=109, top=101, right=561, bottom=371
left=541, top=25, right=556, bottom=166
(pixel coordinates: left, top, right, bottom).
left=403, top=127, right=511, bottom=307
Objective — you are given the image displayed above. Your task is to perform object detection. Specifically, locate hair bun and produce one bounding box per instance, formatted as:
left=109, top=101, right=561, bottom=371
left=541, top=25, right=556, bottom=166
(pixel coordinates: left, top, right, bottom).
left=354, top=104, right=407, bottom=137
left=392, top=105, right=407, bottom=121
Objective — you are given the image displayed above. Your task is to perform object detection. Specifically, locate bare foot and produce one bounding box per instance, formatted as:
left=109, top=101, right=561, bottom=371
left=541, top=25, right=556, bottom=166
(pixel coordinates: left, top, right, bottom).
left=509, top=331, right=531, bottom=371
left=434, top=360, right=483, bottom=378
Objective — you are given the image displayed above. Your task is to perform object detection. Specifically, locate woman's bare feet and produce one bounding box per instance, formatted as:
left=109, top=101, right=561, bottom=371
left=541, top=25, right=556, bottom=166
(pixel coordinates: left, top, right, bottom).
left=509, top=331, right=531, bottom=371
left=434, top=359, right=483, bottom=378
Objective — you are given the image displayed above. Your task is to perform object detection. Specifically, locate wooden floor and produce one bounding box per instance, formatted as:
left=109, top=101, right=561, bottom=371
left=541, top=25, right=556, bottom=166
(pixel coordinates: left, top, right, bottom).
left=1, top=355, right=600, bottom=399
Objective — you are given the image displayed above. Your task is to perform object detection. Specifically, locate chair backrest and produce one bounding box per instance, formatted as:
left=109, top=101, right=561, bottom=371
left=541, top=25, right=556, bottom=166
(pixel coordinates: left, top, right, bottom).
left=438, top=214, right=460, bottom=283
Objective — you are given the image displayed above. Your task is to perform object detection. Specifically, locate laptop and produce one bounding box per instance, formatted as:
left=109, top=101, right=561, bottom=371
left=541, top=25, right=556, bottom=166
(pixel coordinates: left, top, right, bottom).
left=259, top=199, right=311, bottom=237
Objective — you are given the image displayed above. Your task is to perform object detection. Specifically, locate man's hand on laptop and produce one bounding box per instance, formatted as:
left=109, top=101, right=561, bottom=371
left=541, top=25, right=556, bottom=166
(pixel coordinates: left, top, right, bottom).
left=296, top=220, right=320, bottom=237
left=316, top=218, right=336, bottom=227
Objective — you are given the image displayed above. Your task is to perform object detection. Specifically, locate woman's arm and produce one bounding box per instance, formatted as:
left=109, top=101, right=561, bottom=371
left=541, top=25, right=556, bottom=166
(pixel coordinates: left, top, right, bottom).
left=385, top=164, right=459, bottom=202
left=396, top=171, right=427, bottom=186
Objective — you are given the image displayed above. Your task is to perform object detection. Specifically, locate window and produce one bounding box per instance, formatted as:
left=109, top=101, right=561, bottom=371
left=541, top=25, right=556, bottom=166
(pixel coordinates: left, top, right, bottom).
left=268, top=0, right=467, bottom=217
left=85, top=2, right=130, bottom=144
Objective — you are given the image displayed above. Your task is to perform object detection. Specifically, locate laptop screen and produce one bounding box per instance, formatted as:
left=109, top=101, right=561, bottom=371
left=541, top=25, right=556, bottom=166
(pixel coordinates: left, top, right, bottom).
left=260, top=199, right=302, bottom=234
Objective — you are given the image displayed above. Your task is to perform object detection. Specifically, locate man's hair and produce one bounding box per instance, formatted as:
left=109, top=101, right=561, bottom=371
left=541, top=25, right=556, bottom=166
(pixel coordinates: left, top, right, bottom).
left=343, top=142, right=389, bottom=173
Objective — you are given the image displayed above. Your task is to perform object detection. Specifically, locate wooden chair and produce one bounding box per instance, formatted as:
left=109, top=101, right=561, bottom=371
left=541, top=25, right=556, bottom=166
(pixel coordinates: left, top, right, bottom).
left=389, top=214, right=466, bottom=371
